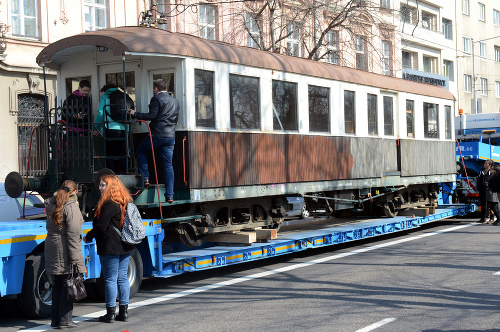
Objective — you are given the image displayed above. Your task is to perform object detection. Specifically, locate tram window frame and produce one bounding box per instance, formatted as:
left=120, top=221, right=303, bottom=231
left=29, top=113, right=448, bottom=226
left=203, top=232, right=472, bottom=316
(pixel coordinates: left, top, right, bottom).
left=229, top=74, right=261, bottom=130
left=424, top=102, right=439, bottom=139
left=344, top=90, right=356, bottom=134
left=367, top=94, right=378, bottom=136
left=195, top=69, right=216, bottom=128
left=383, top=96, right=394, bottom=136
left=308, top=85, right=330, bottom=133
left=272, top=80, right=298, bottom=131
left=445, top=105, right=452, bottom=139
left=406, top=99, right=415, bottom=138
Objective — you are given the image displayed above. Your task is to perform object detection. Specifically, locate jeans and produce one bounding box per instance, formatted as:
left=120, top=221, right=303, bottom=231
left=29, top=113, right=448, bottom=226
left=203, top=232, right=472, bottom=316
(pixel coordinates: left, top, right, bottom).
left=100, top=254, right=131, bottom=307
left=137, top=135, right=175, bottom=198
left=51, top=274, right=73, bottom=326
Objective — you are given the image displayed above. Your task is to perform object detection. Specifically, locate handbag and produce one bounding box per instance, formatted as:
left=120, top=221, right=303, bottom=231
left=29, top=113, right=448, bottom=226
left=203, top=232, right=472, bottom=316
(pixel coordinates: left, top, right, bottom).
left=64, top=264, right=87, bottom=303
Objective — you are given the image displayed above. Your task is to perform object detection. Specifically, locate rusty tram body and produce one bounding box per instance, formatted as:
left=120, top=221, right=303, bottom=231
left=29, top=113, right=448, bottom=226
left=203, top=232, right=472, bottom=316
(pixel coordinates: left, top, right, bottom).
left=6, top=26, right=456, bottom=247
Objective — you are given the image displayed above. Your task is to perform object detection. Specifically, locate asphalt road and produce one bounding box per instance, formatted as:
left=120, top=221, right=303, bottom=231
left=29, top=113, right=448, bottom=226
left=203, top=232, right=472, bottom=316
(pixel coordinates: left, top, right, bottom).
left=3, top=216, right=500, bottom=332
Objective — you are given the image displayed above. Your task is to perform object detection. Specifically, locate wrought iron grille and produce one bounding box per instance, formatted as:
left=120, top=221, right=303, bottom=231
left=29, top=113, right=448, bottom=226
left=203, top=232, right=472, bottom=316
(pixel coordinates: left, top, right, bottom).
left=17, top=93, right=48, bottom=177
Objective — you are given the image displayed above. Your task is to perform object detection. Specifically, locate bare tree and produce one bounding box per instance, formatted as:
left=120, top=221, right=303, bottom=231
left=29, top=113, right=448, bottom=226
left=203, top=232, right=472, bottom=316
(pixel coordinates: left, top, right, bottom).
left=146, top=0, right=398, bottom=75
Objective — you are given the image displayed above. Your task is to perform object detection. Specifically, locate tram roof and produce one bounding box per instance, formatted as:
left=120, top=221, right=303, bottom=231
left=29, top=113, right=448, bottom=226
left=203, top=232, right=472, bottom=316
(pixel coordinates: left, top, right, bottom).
left=37, top=26, right=454, bottom=100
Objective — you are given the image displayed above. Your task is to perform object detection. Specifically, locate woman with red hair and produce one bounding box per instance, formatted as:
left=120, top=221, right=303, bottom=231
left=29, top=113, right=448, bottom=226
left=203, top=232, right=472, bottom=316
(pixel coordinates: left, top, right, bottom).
left=84, top=175, right=134, bottom=323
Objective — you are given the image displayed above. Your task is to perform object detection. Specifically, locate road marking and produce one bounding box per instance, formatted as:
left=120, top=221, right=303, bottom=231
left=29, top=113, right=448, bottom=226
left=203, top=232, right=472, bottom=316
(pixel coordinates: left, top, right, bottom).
left=21, top=222, right=474, bottom=331
left=355, top=318, right=397, bottom=332
left=493, top=271, right=500, bottom=275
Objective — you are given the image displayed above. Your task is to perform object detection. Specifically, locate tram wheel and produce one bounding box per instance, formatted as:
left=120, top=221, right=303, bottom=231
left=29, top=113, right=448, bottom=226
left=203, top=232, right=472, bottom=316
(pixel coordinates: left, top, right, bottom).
left=383, top=201, right=398, bottom=218
left=177, top=223, right=207, bottom=248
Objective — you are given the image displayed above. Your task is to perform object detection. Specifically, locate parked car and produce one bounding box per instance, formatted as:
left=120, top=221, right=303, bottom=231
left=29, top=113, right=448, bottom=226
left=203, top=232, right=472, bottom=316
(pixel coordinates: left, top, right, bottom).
left=285, top=197, right=310, bottom=219
left=0, top=183, right=45, bottom=221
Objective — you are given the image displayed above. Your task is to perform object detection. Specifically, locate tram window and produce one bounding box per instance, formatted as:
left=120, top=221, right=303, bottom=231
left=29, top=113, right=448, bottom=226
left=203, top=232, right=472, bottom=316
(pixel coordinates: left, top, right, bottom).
left=367, top=94, right=378, bottom=136
left=344, top=90, right=355, bottom=134
left=383, top=96, right=393, bottom=136
left=445, top=105, right=452, bottom=139
left=272, top=80, right=298, bottom=131
left=406, top=99, right=414, bottom=138
left=153, top=73, right=175, bottom=97
left=424, top=102, right=439, bottom=138
left=229, top=74, right=260, bottom=130
left=105, top=72, right=136, bottom=100
left=308, top=85, right=330, bottom=133
left=195, top=69, right=215, bottom=128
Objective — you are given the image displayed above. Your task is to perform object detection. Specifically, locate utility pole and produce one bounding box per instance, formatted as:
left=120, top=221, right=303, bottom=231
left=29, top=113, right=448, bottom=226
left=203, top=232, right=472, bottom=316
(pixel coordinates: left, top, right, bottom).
left=472, top=39, right=477, bottom=114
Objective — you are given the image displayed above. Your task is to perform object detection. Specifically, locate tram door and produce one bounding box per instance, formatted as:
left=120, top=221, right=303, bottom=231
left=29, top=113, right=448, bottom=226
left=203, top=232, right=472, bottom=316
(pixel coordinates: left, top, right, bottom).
left=381, top=92, right=401, bottom=173
left=98, top=63, right=139, bottom=173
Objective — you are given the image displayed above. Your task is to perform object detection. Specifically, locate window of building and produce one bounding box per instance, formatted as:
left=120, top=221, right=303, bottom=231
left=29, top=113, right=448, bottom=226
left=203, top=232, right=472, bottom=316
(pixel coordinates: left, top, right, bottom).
left=344, top=90, right=355, bottom=134
left=495, top=46, right=500, bottom=62
left=423, top=55, right=438, bottom=73
left=272, top=80, right=298, bottom=131
left=286, top=22, right=300, bottom=56
left=402, top=51, right=417, bottom=69
left=442, top=18, right=452, bottom=40
left=380, top=0, right=390, bottom=9
left=401, top=4, right=417, bottom=24
left=84, top=0, right=106, bottom=32
left=367, top=94, right=378, bottom=136
left=445, top=105, right=452, bottom=139
left=229, top=74, right=260, bottom=130
left=308, top=85, right=330, bottom=132
left=422, top=11, right=437, bottom=31
left=200, top=4, right=216, bottom=40
left=464, top=74, right=472, bottom=93
left=463, top=0, right=469, bottom=15
left=424, top=103, right=439, bottom=139
left=326, top=31, right=339, bottom=65
left=12, top=0, right=39, bottom=37
left=246, top=14, right=260, bottom=48
left=463, top=36, right=471, bottom=54
left=406, top=99, right=414, bottom=138
left=383, top=96, right=393, bottom=136
left=356, top=36, right=367, bottom=71
left=480, top=78, right=488, bottom=95
left=443, top=60, right=454, bottom=82
left=382, top=41, right=391, bottom=76
left=195, top=69, right=215, bottom=128
left=18, top=93, right=47, bottom=176
left=478, top=3, right=485, bottom=21
left=479, top=41, right=486, bottom=58
left=496, top=81, right=500, bottom=98
left=494, top=9, right=500, bottom=26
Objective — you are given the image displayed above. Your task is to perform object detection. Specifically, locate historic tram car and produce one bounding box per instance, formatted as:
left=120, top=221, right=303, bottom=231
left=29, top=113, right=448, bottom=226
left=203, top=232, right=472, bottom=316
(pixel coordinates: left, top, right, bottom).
left=6, top=26, right=456, bottom=247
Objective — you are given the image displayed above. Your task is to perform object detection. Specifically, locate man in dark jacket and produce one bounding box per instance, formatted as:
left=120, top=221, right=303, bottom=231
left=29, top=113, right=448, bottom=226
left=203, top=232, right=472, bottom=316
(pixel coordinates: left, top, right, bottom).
left=130, top=79, right=179, bottom=203
left=63, top=79, right=91, bottom=133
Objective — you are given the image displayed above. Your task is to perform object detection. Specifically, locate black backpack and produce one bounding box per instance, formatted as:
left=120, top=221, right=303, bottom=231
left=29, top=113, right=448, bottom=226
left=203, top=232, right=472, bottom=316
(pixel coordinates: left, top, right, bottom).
left=107, top=90, right=134, bottom=121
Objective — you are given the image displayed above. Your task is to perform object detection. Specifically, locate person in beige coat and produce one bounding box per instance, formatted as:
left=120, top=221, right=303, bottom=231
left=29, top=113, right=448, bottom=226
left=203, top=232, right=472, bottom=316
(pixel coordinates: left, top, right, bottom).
left=45, top=180, right=86, bottom=329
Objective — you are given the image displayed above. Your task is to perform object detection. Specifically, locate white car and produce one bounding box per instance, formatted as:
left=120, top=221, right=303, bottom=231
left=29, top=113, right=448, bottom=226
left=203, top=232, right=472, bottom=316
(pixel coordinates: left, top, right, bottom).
left=0, top=183, right=45, bottom=222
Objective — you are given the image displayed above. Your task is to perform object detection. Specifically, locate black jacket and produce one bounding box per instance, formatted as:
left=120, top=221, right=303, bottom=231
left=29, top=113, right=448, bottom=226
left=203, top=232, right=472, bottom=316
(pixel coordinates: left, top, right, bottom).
left=133, top=91, right=179, bottom=138
left=63, top=93, right=91, bottom=130
left=86, top=200, right=134, bottom=256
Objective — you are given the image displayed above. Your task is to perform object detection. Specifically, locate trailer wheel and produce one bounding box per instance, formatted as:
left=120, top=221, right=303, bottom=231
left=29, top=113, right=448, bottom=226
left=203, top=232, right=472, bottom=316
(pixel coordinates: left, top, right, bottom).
left=16, top=253, right=52, bottom=318
left=95, top=248, right=143, bottom=300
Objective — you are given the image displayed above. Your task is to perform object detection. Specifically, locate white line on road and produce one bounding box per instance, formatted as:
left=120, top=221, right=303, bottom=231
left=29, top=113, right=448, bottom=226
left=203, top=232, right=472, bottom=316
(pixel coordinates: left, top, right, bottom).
left=355, top=318, right=397, bottom=332
left=21, top=222, right=475, bottom=331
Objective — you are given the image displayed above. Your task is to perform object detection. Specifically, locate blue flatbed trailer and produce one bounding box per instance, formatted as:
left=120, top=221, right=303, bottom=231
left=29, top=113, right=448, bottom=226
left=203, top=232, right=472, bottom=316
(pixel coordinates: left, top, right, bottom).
left=0, top=202, right=474, bottom=318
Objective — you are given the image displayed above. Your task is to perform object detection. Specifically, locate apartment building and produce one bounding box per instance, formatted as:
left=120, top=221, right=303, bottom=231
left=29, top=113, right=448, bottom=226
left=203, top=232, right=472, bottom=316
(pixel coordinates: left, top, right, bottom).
left=398, top=1, right=457, bottom=111
left=0, top=1, right=144, bottom=182
left=457, top=0, right=500, bottom=114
